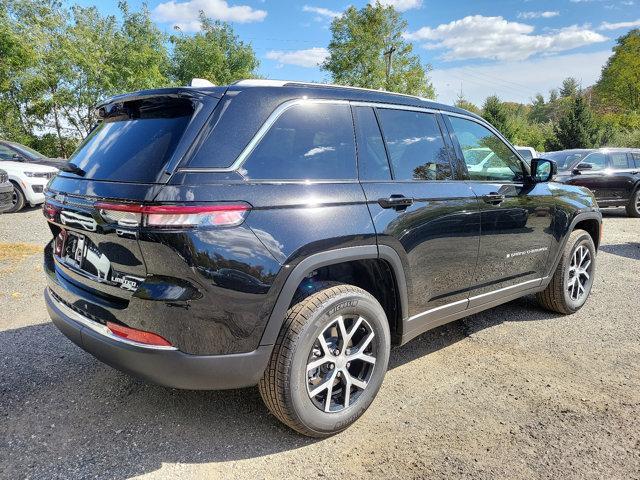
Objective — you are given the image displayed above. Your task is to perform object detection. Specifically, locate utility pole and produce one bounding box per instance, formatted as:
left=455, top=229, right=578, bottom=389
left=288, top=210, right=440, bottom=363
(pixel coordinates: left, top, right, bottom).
left=384, top=45, right=396, bottom=87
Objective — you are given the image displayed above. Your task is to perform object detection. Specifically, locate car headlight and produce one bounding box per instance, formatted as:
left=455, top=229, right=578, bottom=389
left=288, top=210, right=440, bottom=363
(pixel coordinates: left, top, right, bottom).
left=24, top=171, right=49, bottom=178
left=24, top=171, right=39, bottom=177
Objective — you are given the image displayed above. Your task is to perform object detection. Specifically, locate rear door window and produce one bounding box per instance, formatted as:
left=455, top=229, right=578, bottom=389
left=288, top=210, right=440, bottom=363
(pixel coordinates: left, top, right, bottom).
left=353, top=106, right=391, bottom=181
left=240, top=103, right=356, bottom=181
left=609, top=152, right=630, bottom=169
left=633, top=153, right=640, bottom=167
left=376, top=109, right=452, bottom=181
left=68, top=97, right=195, bottom=183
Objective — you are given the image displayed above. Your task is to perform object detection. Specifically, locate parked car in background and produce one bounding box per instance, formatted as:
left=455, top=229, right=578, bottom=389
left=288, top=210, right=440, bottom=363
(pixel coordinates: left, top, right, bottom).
left=1, top=161, right=58, bottom=212
left=544, top=148, right=640, bottom=217
left=514, top=146, right=538, bottom=163
left=0, top=169, right=13, bottom=213
left=43, top=79, right=601, bottom=437
left=0, top=140, right=67, bottom=168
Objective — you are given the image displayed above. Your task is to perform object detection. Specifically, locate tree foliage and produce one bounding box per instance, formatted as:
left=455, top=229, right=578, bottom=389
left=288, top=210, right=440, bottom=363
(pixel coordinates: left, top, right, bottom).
left=482, top=95, right=514, bottom=140
left=595, top=29, right=640, bottom=112
left=322, top=2, right=434, bottom=97
left=548, top=95, right=603, bottom=150
left=170, top=14, right=259, bottom=86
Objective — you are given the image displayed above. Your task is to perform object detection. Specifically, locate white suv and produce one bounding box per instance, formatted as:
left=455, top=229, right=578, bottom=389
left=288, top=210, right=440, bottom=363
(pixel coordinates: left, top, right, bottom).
left=1, top=161, right=58, bottom=212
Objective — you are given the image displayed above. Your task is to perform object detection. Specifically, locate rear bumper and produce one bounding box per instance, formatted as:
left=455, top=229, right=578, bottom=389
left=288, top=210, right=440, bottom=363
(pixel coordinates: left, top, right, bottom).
left=45, top=287, right=272, bottom=390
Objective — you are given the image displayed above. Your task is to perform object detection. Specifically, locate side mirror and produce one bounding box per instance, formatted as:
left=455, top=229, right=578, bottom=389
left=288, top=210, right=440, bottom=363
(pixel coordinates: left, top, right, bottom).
left=572, top=163, right=592, bottom=174
left=530, top=158, right=557, bottom=183
left=11, top=153, right=24, bottom=162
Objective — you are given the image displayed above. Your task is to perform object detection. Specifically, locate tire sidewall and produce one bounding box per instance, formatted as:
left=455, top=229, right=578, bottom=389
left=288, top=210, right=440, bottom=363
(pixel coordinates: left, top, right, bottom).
left=561, top=232, right=596, bottom=312
left=629, top=189, right=640, bottom=217
left=288, top=290, right=390, bottom=436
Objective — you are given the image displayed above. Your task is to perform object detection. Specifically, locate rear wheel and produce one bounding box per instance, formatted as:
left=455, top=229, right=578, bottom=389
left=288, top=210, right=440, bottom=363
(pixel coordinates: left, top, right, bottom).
left=259, top=282, right=390, bottom=437
left=7, top=182, right=25, bottom=213
left=626, top=188, right=640, bottom=218
left=536, top=229, right=596, bottom=314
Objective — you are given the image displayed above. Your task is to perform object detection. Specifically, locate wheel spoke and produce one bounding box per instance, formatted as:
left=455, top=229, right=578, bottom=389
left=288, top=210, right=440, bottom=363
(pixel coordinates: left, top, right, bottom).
left=343, top=373, right=352, bottom=408
left=350, top=376, right=368, bottom=390
left=581, top=258, right=591, bottom=270
left=307, top=357, right=331, bottom=372
left=335, top=316, right=347, bottom=343
left=317, top=334, right=331, bottom=356
left=324, top=372, right=337, bottom=412
left=347, top=316, right=364, bottom=342
left=310, top=370, right=336, bottom=398
left=350, top=352, right=376, bottom=365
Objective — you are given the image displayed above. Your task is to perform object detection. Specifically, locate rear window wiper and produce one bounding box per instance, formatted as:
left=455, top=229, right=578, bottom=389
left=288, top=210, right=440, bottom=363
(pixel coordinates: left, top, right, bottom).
left=59, top=163, right=86, bottom=176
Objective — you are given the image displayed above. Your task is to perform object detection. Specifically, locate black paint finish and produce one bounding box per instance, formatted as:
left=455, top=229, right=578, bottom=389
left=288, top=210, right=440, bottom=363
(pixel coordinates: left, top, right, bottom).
left=43, top=82, right=602, bottom=389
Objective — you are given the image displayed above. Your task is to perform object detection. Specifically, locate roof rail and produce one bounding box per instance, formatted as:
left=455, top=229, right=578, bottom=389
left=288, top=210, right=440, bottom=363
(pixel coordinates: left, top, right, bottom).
left=232, top=79, right=431, bottom=103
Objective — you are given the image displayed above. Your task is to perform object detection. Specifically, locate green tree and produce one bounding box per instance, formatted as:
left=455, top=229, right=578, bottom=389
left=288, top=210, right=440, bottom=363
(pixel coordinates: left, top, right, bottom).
left=170, top=14, right=259, bottom=85
left=454, top=91, right=480, bottom=114
left=560, top=77, right=580, bottom=98
left=482, top=95, right=513, bottom=139
left=548, top=95, right=602, bottom=150
left=595, top=29, right=640, bottom=112
left=321, top=2, right=434, bottom=97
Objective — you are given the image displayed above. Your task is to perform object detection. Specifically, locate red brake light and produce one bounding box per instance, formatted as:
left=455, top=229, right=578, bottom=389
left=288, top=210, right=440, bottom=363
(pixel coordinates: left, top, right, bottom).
left=94, top=202, right=250, bottom=228
left=106, top=322, right=173, bottom=347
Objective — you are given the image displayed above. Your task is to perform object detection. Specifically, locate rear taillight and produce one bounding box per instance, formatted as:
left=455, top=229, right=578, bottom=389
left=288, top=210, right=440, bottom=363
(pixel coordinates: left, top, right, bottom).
left=106, top=321, right=173, bottom=347
left=94, top=202, right=250, bottom=228
left=43, top=200, right=61, bottom=221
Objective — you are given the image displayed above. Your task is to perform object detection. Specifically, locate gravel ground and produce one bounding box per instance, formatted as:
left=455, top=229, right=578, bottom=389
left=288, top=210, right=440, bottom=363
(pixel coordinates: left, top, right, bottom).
left=0, top=207, right=638, bottom=480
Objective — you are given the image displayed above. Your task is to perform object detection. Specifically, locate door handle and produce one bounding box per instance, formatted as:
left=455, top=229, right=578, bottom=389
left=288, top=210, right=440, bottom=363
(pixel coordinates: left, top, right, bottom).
left=482, top=193, right=506, bottom=205
left=378, top=195, right=414, bottom=209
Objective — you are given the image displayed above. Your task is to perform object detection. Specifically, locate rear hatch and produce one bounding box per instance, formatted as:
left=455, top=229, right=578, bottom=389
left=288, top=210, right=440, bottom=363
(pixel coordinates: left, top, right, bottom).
left=44, top=89, right=223, bottom=306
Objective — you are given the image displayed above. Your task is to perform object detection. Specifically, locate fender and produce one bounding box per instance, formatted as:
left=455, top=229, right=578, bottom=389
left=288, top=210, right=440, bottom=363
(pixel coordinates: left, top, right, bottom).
left=259, top=245, right=409, bottom=346
left=543, top=210, right=602, bottom=285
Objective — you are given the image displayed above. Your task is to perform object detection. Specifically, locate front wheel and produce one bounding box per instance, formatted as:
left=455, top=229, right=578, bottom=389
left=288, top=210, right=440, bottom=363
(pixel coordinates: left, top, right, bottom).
left=536, top=229, right=596, bottom=314
left=259, top=282, right=391, bottom=437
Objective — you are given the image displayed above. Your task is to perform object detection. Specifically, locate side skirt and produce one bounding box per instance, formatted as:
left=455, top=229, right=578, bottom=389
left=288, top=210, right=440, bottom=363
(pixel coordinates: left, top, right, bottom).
left=399, top=277, right=549, bottom=345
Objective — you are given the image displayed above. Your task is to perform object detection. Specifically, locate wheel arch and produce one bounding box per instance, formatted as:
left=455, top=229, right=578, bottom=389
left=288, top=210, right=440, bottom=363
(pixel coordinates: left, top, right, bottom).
left=259, top=246, right=409, bottom=346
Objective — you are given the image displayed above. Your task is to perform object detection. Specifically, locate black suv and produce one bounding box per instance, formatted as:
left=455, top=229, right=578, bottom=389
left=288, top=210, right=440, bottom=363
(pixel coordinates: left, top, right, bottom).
left=544, top=148, right=640, bottom=217
left=43, top=80, right=602, bottom=437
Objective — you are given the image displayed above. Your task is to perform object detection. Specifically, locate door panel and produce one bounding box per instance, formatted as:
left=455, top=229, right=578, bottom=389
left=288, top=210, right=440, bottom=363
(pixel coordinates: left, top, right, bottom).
left=353, top=106, right=480, bottom=318
left=444, top=114, right=555, bottom=302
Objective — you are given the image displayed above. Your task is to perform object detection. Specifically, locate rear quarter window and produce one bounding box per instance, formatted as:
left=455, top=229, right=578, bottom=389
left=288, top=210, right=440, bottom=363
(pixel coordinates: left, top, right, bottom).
left=240, top=103, right=357, bottom=181
left=68, top=97, right=195, bottom=183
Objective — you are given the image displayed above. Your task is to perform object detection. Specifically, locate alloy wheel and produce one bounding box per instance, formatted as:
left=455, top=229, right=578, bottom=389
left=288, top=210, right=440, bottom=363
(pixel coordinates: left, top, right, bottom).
left=567, top=244, right=592, bottom=301
left=306, top=315, right=377, bottom=413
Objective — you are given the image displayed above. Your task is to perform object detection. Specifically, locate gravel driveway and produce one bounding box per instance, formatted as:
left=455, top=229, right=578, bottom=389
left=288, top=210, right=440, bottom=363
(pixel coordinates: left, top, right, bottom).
left=1, top=207, right=638, bottom=479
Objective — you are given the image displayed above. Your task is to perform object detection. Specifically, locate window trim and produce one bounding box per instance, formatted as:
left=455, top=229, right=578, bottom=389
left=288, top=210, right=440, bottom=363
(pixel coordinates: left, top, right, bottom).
left=175, top=97, right=523, bottom=181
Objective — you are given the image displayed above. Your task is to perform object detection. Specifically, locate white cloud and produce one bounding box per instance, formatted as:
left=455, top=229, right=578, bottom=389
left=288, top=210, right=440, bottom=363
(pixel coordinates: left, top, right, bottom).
left=517, top=11, right=560, bottom=19
left=302, top=5, right=341, bottom=20
left=152, top=0, right=266, bottom=31
left=599, top=18, right=640, bottom=30
left=372, top=0, right=422, bottom=12
left=266, top=47, right=329, bottom=68
left=430, top=50, right=612, bottom=105
left=404, top=15, right=608, bottom=61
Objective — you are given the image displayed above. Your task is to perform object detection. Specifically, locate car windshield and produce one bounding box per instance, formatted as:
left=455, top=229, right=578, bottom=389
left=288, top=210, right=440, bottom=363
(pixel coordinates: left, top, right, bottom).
left=542, top=151, right=592, bottom=170
left=8, top=142, right=44, bottom=160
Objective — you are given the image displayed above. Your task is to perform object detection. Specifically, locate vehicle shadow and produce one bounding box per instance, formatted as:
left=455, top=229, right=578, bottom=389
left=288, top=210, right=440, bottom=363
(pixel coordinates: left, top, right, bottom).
left=599, top=242, right=640, bottom=261
left=600, top=207, right=631, bottom=219
left=2, top=296, right=560, bottom=479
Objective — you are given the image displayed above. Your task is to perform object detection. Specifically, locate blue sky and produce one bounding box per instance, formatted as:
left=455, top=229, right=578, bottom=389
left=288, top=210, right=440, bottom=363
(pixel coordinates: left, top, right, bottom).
left=72, top=0, right=640, bottom=105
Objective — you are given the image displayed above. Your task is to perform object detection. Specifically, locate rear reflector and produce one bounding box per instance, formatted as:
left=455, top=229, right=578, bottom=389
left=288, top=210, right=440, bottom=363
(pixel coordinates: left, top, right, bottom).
left=95, top=202, right=250, bottom=228
left=106, top=322, right=173, bottom=347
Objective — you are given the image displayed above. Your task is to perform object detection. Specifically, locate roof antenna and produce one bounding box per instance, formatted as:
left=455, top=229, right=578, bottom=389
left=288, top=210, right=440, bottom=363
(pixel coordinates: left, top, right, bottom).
left=190, top=78, right=215, bottom=87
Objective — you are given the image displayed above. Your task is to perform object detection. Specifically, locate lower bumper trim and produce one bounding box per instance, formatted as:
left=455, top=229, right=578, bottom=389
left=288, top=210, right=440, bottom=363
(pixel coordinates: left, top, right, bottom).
left=45, top=287, right=272, bottom=390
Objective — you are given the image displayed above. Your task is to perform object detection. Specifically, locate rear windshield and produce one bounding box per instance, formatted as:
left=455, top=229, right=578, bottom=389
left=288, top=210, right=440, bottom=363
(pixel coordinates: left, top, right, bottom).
left=68, top=97, right=194, bottom=183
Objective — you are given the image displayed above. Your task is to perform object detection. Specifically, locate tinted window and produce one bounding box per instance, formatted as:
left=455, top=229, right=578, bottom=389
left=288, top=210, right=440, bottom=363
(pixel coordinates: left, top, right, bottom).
left=353, top=107, right=390, bottom=181
left=542, top=151, right=591, bottom=170
left=449, top=116, right=523, bottom=182
left=610, top=152, right=630, bottom=169
left=580, top=152, right=606, bottom=171
left=517, top=149, right=533, bottom=161
left=241, top=103, right=356, bottom=180
left=376, top=109, right=451, bottom=181
left=0, top=145, right=15, bottom=160
left=633, top=153, right=640, bottom=167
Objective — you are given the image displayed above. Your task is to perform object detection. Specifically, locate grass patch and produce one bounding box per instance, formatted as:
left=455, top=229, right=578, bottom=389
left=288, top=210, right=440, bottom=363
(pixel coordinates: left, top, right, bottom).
left=0, top=242, right=42, bottom=262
